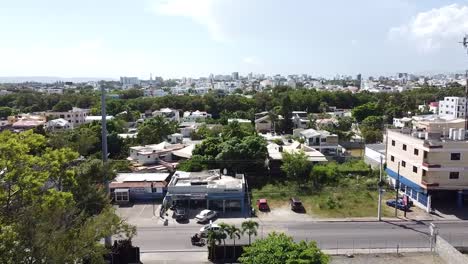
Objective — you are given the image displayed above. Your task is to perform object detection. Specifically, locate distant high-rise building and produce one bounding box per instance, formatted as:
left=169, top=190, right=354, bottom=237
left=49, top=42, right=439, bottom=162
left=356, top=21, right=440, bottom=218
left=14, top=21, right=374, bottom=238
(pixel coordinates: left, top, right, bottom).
left=356, top=73, right=362, bottom=88
left=232, top=72, right=239, bottom=80
left=248, top=72, right=253, bottom=80
left=120, top=77, right=139, bottom=89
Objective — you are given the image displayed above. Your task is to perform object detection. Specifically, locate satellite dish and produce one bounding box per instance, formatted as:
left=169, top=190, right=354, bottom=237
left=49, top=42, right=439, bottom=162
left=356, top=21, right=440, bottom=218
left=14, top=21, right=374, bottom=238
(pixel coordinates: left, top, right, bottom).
left=223, top=168, right=227, bottom=175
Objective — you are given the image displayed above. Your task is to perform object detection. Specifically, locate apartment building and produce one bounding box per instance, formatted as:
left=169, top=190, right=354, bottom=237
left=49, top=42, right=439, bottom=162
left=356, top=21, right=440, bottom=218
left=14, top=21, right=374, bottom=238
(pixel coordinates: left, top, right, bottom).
left=386, top=128, right=468, bottom=212
left=438, top=96, right=467, bottom=119
left=295, top=128, right=339, bottom=155
left=43, top=107, right=89, bottom=128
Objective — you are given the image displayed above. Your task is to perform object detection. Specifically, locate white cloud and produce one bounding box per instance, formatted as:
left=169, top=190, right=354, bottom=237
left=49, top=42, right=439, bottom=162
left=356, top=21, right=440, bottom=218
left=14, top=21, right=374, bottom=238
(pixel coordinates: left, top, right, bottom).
left=151, top=0, right=227, bottom=42
left=389, top=4, right=468, bottom=52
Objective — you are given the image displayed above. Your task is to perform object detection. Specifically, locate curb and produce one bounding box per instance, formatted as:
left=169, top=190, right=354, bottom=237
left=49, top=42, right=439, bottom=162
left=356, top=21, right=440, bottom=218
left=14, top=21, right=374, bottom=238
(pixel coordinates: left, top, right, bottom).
left=141, top=249, right=207, bottom=253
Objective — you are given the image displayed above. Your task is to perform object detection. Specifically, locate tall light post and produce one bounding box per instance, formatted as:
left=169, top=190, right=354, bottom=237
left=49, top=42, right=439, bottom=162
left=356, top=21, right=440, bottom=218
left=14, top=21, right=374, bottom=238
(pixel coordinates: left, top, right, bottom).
left=101, top=85, right=112, bottom=248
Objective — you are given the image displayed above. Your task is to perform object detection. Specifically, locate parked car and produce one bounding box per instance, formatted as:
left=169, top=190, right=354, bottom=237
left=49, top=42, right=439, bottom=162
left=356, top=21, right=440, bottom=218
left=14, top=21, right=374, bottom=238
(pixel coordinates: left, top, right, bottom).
left=386, top=199, right=409, bottom=211
left=195, top=209, right=217, bottom=223
left=174, top=207, right=188, bottom=221
left=199, top=223, right=220, bottom=237
left=257, top=199, right=269, bottom=211
left=289, top=197, right=303, bottom=212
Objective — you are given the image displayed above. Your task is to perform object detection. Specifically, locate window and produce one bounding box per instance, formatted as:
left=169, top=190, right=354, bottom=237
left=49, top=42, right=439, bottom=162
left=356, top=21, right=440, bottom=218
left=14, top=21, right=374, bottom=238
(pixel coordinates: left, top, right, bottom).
left=451, top=153, right=461, bottom=160
left=414, top=148, right=419, bottom=156
left=115, top=191, right=129, bottom=202
left=391, top=156, right=395, bottom=162
left=401, top=161, right=406, bottom=167
left=391, top=140, right=395, bottom=146
left=449, top=172, right=459, bottom=179
left=147, top=155, right=150, bottom=158
left=422, top=170, right=427, bottom=177
left=402, top=144, right=407, bottom=151
left=321, top=138, right=326, bottom=143
left=413, top=166, right=418, bottom=173
left=423, top=151, right=428, bottom=159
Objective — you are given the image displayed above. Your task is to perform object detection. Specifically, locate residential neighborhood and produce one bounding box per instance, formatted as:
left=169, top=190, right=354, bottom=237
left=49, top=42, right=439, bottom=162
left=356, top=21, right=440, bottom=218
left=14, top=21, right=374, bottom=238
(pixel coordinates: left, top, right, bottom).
left=2, top=1, right=468, bottom=263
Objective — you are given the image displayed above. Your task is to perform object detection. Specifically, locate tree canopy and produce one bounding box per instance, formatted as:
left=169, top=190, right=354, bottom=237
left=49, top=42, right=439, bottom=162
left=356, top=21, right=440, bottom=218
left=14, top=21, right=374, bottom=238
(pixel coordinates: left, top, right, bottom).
left=0, top=130, right=135, bottom=263
left=239, top=232, right=329, bottom=264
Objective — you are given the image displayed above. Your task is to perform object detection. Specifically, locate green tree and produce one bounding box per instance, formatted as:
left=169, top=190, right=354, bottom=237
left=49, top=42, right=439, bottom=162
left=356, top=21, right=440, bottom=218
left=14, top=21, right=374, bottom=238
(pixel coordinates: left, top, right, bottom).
left=241, top=220, right=259, bottom=245
left=225, top=225, right=241, bottom=263
left=280, top=95, right=294, bottom=134
left=239, top=232, right=329, bottom=264
left=0, top=106, right=13, bottom=119
left=219, top=222, right=230, bottom=260
left=207, top=229, right=224, bottom=261
left=0, top=130, right=135, bottom=263
left=281, top=151, right=312, bottom=183
left=352, top=102, right=382, bottom=123
left=52, top=100, right=73, bottom=112
left=137, top=116, right=177, bottom=145
left=361, top=116, right=383, bottom=130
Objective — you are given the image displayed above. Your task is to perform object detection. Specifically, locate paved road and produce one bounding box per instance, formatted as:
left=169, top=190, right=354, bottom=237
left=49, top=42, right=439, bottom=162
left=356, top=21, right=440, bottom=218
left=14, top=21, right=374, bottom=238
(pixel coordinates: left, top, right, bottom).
left=132, top=220, right=468, bottom=252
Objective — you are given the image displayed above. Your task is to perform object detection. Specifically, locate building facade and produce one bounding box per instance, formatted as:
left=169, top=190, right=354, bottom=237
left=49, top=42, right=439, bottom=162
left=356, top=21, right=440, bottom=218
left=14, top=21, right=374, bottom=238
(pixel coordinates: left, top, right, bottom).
left=438, top=97, right=467, bottom=119
left=43, top=107, right=89, bottom=128
left=165, top=170, right=247, bottom=215
left=386, top=129, right=468, bottom=212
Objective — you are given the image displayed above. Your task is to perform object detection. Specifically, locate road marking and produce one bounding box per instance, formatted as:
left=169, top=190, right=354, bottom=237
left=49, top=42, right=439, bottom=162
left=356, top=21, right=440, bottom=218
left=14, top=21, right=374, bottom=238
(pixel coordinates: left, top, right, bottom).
left=138, top=204, right=147, bottom=218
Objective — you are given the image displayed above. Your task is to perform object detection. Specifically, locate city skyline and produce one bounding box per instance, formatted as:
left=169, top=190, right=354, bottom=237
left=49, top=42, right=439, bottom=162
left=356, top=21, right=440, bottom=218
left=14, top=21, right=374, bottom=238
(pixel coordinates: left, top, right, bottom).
left=1, top=0, right=468, bottom=78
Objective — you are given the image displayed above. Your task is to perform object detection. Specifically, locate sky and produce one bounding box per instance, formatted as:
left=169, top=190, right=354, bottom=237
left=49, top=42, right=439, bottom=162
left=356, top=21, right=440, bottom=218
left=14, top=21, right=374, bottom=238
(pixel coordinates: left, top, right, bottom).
left=1, top=0, right=468, bottom=79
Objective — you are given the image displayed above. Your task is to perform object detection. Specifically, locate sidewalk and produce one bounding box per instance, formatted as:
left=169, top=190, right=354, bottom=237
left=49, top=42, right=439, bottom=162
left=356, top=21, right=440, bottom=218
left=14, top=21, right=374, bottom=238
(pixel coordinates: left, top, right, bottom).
left=140, top=251, right=209, bottom=264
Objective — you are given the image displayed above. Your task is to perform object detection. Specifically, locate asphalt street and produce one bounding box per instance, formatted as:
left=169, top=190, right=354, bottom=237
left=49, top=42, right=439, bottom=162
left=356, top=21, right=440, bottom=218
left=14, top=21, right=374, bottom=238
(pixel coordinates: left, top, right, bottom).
left=131, top=219, right=468, bottom=252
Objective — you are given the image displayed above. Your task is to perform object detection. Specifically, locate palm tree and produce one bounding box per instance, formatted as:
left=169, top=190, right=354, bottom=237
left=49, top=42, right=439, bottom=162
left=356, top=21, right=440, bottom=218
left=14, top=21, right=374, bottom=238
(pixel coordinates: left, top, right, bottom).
left=206, top=230, right=223, bottom=261
left=241, top=220, right=259, bottom=245
left=218, top=222, right=230, bottom=261
left=225, top=225, right=241, bottom=263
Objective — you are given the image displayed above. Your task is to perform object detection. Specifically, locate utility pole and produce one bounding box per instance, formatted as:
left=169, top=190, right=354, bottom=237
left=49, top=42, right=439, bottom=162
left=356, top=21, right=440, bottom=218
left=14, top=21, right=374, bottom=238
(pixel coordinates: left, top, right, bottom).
left=378, top=155, right=383, bottom=221
left=460, top=35, right=468, bottom=138
left=101, top=85, right=112, bottom=248
left=395, top=162, right=400, bottom=217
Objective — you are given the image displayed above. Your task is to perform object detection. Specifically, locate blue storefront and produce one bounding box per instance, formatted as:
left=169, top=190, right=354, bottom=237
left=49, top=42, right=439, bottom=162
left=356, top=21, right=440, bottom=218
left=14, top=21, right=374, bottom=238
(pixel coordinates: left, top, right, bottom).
left=385, top=168, right=430, bottom=210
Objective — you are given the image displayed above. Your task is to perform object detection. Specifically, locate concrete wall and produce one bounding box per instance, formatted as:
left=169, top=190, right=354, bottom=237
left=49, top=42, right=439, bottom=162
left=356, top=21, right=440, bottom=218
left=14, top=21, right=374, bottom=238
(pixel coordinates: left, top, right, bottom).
left=435, top=235, right=468, bottom=264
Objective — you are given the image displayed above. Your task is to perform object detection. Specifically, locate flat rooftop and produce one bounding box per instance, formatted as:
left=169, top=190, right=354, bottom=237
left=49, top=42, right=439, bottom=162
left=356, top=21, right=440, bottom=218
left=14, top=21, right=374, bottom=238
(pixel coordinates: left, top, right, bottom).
left=169, top=170, right=244, bottom=190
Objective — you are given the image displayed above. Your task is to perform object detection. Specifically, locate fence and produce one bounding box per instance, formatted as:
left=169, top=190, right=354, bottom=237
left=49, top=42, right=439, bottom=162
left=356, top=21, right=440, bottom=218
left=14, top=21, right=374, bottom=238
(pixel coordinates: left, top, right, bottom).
left=434, top=234, right=468, bottom=264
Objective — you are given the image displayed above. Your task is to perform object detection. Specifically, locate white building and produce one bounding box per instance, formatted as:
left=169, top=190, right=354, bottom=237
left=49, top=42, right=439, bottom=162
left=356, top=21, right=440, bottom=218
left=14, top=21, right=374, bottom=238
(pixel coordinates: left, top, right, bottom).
left=364, top=143, right=385, bottom=169
left=45, top=118, right=71, bottom=131
left=165, top=170, right=247, bottom=214
left=120, top=76, right=140, bottom=89
left=393, top=117, right=412, bottom=128
left=438, top=97, right=467, bottom=119
left=128, top=142, right=186, bottom=166
left=291, top=111, right=309, bottom=129
left=183, top=110, right=212, bottom=122
left=153, top=108, right=180, bottom=122
left=46, top=88, right=64, bottom=94
left=43, top=107, right=89, bottom=128
left=295, top=128, right=339, bottom=155
left=85, top=115, right=114, bottom=123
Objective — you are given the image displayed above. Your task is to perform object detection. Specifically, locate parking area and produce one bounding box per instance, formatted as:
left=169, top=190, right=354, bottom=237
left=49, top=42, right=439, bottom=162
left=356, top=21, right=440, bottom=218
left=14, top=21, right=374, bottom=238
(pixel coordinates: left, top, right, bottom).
left=115, top=202, right=249, bottom=228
